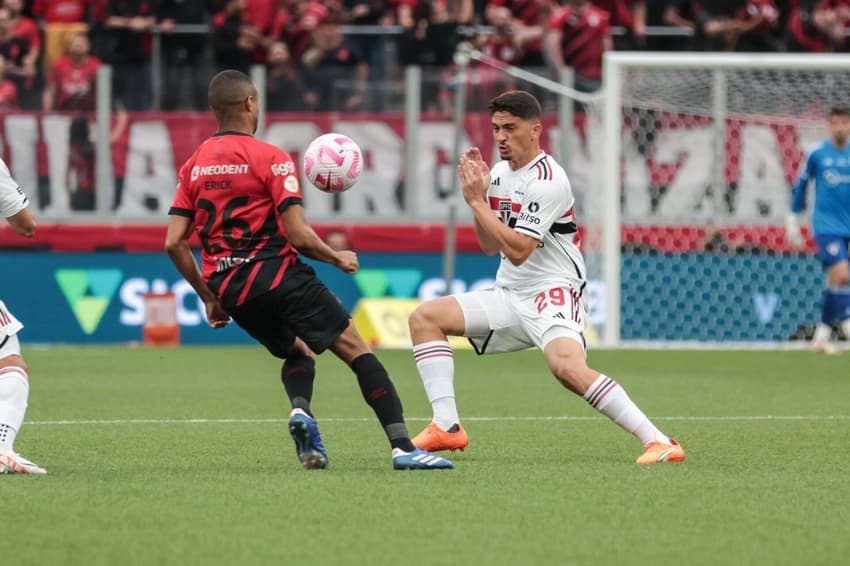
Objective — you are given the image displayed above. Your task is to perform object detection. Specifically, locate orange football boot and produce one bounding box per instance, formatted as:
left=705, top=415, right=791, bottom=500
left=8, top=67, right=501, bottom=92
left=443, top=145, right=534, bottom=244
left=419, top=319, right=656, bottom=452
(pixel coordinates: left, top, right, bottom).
left=635, top=438, right=685, bottom=464
left=412, top=422, right=469, bottom=453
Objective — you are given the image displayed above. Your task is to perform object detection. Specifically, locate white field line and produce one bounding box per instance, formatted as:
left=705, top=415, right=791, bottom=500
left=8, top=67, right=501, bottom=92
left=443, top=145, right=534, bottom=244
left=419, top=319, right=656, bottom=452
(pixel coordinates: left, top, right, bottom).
left=26, top=415, right=850, bottom=426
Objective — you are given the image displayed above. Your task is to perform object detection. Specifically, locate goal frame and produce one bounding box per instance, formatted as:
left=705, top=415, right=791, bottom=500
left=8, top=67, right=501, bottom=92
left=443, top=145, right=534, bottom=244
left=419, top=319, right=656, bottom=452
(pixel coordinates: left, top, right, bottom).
left=601, top=52, right=850, bottom=347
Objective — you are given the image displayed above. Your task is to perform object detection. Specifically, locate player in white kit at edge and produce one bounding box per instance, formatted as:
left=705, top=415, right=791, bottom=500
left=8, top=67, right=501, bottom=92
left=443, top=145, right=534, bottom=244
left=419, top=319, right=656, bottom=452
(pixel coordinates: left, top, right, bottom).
left=0, top=157, right=46, bottom=474
left=408, top=90, right=686, bottom=464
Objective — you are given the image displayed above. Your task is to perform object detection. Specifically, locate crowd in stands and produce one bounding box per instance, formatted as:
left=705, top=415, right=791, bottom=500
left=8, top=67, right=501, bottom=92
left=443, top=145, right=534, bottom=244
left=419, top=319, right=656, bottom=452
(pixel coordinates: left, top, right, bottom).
left=0, top=0, right=849, bottom=112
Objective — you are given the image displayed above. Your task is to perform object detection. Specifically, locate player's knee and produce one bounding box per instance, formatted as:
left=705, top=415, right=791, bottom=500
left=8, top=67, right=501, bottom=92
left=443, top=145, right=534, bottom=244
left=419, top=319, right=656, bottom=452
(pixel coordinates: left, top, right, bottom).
left=409, top=303, right=438, bottom=333
left=547, top=355, right=592, bottom=394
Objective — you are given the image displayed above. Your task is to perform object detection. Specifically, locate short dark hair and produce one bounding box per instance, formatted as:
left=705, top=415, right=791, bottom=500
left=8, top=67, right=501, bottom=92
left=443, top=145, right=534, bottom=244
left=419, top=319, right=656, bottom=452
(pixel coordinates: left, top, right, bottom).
left=488, top=91, right=542, bottom=121
left=829, top=106, right=850, bottom=117
left=208, top=70, right=255, bottom=118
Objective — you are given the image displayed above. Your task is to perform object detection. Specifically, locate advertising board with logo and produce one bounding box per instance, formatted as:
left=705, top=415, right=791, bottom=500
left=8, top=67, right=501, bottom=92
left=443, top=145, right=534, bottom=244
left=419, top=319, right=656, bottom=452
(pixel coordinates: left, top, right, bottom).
left=0, top=250, right=825, bottom=344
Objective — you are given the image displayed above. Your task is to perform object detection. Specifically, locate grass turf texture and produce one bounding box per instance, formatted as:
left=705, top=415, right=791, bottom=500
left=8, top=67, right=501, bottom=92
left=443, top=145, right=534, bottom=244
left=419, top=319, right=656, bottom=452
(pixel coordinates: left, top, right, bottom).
left=3, top=346, right=849, bottom=566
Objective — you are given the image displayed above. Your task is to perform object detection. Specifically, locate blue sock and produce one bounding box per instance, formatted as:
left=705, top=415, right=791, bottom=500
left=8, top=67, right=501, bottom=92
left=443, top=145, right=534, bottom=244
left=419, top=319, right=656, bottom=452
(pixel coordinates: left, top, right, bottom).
left=832, top=286, right=850, bottom=324
left=821, top=290, right=836, bottom=326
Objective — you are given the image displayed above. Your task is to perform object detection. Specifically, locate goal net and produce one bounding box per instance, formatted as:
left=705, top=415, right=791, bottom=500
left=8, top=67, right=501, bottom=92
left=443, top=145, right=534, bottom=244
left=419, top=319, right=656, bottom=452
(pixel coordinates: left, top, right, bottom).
left=457, top=50, right=850, bottom=346
left=602, top=53, right=850, bottom=346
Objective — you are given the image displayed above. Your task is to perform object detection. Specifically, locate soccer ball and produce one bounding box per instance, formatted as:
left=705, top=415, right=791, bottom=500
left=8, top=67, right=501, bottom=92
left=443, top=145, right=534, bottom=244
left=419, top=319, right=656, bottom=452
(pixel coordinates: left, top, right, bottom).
left=303, top=133, right=363, bottom=193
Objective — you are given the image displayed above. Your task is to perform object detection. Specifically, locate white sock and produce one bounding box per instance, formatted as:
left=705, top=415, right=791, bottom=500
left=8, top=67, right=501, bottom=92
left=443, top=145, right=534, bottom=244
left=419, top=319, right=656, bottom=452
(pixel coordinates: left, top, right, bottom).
left=413, top=340, right=459, bottom=431
left=0, top=366, right=29, bottom=453
left=814, top=323, right=833, bottom=343
left=583, top=374, right=670, bottom=446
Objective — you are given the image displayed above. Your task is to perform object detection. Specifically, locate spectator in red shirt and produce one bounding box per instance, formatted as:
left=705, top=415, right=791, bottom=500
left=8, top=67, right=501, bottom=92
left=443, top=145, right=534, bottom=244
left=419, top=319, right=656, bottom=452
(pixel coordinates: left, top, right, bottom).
left=486, top=0, right=552, bottom=69
left=593, top=0, right=646, bottom=47
left=787, top=0, right=830, bottom=51
left=43, top=32, right=101, bottom=111
left=0, top=54, right=19, bottom=110
left=545, top=0, right=612, bottom=93
left=32, top=0, right=90, bottom=73
left=735, top=0, right=781, bottom=50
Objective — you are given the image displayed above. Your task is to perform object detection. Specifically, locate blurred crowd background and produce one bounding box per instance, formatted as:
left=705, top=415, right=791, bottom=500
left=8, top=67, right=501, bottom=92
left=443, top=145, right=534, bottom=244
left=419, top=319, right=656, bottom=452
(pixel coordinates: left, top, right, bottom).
left=0, top=0, right=848, bottom=115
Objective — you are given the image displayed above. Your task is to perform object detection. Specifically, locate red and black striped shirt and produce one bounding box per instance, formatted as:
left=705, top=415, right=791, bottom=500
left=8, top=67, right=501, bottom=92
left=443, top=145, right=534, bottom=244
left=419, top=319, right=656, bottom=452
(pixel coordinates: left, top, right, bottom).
left=548, top=5, right=610, bottom=81
left=169, top=131, right=304, bottom=309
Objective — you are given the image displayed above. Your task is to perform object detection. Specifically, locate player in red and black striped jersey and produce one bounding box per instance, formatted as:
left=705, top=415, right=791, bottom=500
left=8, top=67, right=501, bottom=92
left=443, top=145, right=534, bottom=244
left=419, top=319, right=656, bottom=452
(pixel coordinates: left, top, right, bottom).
left=165, top=70, right=452, bottom=471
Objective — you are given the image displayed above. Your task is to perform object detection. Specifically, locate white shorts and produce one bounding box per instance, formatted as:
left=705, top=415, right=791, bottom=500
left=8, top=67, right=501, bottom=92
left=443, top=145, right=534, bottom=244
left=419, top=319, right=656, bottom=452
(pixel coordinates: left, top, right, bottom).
left=0, top=300, right=23, bottom=339
left=0, top=333, right=21, bottom=359
left=455, top=283, right=588, bottom=355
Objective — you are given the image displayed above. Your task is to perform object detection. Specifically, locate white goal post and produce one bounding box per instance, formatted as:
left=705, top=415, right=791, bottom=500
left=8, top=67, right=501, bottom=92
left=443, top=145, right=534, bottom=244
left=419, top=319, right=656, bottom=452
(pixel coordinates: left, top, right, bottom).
left=601, top=52, right=850, bottom=347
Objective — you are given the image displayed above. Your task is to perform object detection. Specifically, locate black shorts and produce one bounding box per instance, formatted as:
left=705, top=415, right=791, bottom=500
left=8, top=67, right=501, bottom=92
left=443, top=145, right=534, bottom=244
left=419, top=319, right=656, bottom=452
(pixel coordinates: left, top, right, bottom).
left=228, top=263, right=350, bottom=358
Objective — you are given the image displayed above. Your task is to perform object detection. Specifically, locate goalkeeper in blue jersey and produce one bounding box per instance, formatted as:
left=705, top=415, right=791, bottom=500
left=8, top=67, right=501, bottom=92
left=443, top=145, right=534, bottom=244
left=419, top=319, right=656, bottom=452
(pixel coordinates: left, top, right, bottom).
left=787, top=106, right=850, bottom=354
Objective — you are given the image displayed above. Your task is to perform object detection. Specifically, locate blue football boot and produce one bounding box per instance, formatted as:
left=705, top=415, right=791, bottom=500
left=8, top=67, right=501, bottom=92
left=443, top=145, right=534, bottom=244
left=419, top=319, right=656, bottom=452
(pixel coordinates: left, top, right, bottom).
left=288, top=409, right=329, bottom=469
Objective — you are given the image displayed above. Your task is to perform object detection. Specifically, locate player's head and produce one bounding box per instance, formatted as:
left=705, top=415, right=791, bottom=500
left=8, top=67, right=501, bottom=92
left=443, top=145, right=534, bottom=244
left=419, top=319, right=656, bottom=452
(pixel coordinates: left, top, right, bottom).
left=208, top=70, right=260, bottom=134
left=828, top=106, right=850, bottom=148
left=488, top=91, right=543, bottom=166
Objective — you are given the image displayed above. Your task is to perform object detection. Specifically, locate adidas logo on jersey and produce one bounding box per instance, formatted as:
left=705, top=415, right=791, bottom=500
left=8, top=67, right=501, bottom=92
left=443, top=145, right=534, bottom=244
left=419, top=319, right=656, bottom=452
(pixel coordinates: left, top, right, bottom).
left=490, top=178, right=500, bottom=186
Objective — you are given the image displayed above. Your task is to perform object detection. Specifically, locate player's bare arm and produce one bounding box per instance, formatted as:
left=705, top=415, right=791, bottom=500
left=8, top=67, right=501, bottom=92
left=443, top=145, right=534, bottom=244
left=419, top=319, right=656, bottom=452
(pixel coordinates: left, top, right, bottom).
left=164, top=214, right=230, bottom=328
left=459, top=156, right=537, bottom=265
left=280, top=204, right=359, bottom=274
left=5, top=208, right=36, bottom=238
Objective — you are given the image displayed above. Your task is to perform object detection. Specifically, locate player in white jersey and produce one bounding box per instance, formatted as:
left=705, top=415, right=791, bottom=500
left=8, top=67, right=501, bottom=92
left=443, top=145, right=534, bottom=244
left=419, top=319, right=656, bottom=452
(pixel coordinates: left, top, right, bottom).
left=408, top=91, right=685, bottom=464
left=0, top=157, right=46, bottom=474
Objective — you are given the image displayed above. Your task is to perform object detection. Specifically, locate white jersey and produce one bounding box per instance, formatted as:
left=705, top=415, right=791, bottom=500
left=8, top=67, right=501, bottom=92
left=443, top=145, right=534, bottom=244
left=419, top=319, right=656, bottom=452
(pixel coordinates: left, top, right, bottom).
left=0, top=157, right=28, bottom=219
left=487, top=151, right=585, bottom=289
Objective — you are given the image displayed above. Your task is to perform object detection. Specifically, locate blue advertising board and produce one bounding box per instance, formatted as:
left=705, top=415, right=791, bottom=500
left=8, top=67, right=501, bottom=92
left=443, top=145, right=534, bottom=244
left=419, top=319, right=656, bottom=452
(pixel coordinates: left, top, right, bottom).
left=0, top=252, right=499, bottom=344
left=0, top=251, right=824, bottom=344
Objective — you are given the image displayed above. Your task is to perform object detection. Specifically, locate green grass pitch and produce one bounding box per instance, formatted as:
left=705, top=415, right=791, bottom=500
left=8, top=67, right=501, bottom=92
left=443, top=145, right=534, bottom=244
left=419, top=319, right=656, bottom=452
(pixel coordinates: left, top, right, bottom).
left=3, top=346, right=849, bottom=566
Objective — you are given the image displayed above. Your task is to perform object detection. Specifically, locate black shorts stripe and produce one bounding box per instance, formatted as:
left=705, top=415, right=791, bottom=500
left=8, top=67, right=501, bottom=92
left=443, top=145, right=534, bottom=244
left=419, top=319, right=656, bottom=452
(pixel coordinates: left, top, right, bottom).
left=469, top=330, right=494, bottom=355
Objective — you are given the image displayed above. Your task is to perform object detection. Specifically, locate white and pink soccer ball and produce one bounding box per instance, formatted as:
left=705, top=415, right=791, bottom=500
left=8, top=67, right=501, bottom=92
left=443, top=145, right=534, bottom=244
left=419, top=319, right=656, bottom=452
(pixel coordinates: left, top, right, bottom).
left=303, top=133, right=363, bottom=193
